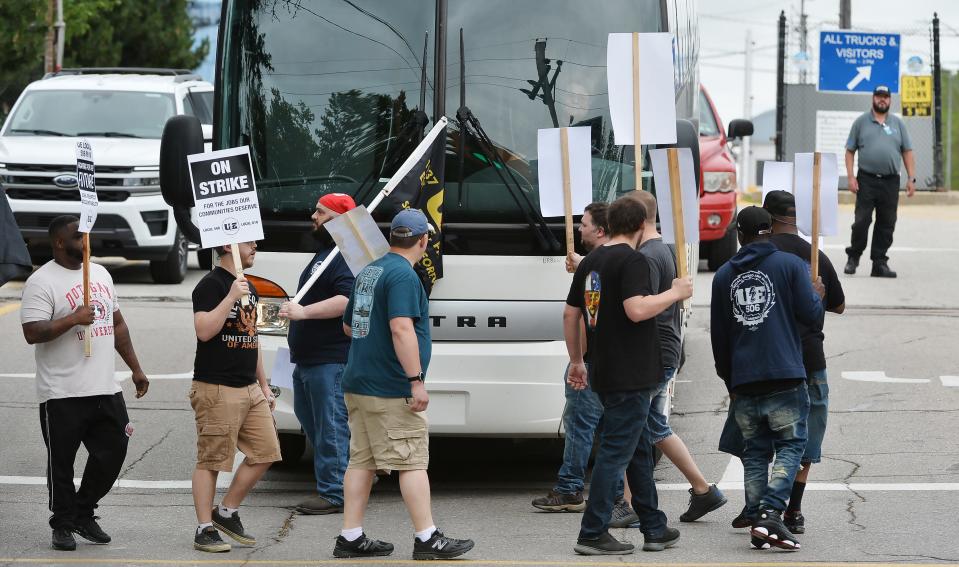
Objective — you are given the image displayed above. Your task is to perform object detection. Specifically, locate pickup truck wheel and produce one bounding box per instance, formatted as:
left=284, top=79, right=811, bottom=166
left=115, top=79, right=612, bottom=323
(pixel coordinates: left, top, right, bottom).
left=707, top=224, right=738, bottom=271
left=197, top=248, right=213, bottom=270
left=149, top=229, right=189, bottom=284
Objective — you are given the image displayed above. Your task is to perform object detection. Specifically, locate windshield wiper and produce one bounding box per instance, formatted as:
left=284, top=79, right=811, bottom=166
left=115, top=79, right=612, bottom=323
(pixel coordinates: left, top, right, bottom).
left=9, top=128, right=67, bottom=136
left=76, top=131, right=142, bottom=138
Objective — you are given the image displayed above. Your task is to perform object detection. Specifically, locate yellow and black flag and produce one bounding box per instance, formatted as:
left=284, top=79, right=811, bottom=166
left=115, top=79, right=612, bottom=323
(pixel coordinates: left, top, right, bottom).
left=390, top=124, right=446, bottom=287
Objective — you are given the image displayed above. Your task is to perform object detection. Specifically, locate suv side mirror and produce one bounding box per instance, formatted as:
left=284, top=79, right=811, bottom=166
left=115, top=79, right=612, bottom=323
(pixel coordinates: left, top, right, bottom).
left=160, top=115, right=203, bottom=243
left=727, top=119, right=754, bottom=141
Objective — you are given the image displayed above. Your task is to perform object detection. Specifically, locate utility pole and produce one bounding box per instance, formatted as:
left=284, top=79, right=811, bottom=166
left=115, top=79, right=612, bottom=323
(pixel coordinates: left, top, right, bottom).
left=933, top=13, right=944, bottom=190
left=54, top=0, right=65, bottom=72
left=775, top=11, right=786, bottom=161
left=947, top=72, right=953, bottom=189
left=741, top=29, right=754, bottom=191
left=799, top=0, right=808, bottom=83
left=839, top=0, right=851, bottom=29
left=43, top=0, right=55, bottom=74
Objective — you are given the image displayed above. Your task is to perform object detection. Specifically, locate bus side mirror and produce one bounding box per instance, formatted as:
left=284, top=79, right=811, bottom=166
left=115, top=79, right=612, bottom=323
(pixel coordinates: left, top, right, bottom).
left=674, top=118, right=701, bottom=190
left=727, top=119, right=754, bottom=141
left=160, top=115, right=203, bottom=243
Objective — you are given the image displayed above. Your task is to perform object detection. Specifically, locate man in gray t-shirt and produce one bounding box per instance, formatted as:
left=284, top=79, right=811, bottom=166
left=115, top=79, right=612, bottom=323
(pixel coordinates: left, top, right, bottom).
left=843, top=85, right=916, bottom=278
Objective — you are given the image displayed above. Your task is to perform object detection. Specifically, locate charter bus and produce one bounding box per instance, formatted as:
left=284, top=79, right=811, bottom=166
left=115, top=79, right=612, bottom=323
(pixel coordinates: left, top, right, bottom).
left=162, top=0, right=702, bottom=461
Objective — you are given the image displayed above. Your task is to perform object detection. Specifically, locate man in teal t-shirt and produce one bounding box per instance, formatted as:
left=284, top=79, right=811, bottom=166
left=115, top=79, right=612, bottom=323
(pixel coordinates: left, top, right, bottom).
left=333, top=209, right=474, bottom=561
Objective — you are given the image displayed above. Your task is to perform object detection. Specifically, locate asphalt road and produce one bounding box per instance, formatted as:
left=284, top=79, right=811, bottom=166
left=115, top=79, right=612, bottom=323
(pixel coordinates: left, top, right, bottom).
left=1, top=205, right=958, bottom=566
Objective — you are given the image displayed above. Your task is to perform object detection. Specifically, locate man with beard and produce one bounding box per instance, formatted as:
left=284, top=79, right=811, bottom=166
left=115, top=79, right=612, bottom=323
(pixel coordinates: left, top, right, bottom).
left=280, top=193, right=357, bottom=515
left=21, top=215, right=150, bottom=551
left=844, top=85, right=916, bottom=278
left=532, top=202, right=610, bottom=514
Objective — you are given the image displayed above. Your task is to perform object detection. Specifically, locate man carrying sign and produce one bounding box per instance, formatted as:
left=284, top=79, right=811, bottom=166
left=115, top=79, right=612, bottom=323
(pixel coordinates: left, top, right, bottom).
left=190, top=241, right=281, bottom=553
left=280, top=193, right=357, bottom=516
left=21, top=215, right=149, bottom=551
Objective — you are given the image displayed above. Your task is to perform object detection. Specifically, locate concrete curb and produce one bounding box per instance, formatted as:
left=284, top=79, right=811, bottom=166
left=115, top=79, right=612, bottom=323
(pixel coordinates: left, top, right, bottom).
left=741, top=190, right=959, bottom=206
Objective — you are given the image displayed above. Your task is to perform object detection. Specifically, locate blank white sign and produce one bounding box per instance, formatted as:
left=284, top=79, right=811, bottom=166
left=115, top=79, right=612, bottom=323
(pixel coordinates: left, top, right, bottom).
left=649, top=148, right=700, bottom=244
left=607, top=33, right=677, bottom=146
left=761, top=161, right=794, bottom=201
left=324, top=206, right=390, bottom=276
left=536, top=127, right=593, bottom=218
left=794, top=152, right=839, bottom=237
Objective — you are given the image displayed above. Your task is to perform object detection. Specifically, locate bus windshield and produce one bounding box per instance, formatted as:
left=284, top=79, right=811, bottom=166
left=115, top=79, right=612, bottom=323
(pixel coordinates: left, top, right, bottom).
left=220, top=0, right=662, bottom=253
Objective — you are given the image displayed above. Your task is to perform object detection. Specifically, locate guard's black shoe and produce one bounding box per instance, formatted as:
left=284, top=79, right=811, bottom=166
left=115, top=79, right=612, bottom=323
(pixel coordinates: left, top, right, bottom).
left=333, top=533, right=394, bottom=558
left=74, top=516, right=110, bottom=544
left=784, top=511, right=805, bottom=534
left=844, top=256, right=859, bottom=275
left=194, top=526, right=231, bottom=553
left=574, top=531, right=634, bottom=555
left=52, top=528, right=77, bottom=551
left=871, top=262, right=897, bottom=278
left=212, top=508, right=256, bottom=546
left=751, top=508, right=800, bottom=551
left=412, top=530, right=474, bottom=560
left=642, top=526, right=680, bottom=551
left=679, top=484, right=728, bottom=522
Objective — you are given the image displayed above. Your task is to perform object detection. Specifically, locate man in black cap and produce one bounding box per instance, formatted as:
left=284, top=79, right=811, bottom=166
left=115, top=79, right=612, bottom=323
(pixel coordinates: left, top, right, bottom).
left=711, top=206, right=823, bottom=551
left=843, top=84, right=916, bottom=278
left=764, top=190, right=844, bottom=534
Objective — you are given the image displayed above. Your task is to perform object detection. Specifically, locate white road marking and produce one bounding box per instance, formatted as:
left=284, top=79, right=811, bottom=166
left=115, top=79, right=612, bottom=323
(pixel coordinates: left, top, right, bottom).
left=822, top=244, right=959, bottom=253
left=718, top=454, right=745, bottom=488
left=940, top=376, right=959, bottom=387
left=0, top=371, right=192, bottom=380
left=841, top=371, right=930, bottom=384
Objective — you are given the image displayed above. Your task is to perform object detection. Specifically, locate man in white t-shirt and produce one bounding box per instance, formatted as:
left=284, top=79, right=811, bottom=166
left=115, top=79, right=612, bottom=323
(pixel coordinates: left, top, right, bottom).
left=20, top=215, right=150, bottom=552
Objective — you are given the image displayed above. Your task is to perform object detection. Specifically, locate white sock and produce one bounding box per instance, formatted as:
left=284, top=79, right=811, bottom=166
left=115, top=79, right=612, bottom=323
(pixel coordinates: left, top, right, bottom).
left=341, top=527, right=363, bottom=542
left=218, top=504, right=238, bottom=516
left=415, top=525, right=437, bottom=542
left=196, top=522, right=213, bottom=535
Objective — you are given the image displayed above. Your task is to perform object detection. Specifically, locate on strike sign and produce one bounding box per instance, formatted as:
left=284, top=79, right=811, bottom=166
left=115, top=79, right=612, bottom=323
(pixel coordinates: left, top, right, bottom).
left=75, top=140, right=98, bottom=233
left=187, top=146, right=264, bottom=249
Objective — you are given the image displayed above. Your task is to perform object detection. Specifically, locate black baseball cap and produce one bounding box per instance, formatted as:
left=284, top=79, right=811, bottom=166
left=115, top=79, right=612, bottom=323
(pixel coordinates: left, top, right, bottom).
left=763, top=190, right=796, bottom=217
left=736, top=206, right=773, bottom=237
left=873, top=85, right=891, bottom=96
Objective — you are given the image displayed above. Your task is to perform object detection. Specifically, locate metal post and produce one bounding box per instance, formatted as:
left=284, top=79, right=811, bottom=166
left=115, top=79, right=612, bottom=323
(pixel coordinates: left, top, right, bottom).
left=839, top=0, right=851, bottom=29
left=741, top=29, right=753, bottom=190
left=54, top=0, right=64, bottom=71
left=933, top=13, right=944, bottom=190
left=775, top=11, right=786, bottom=161
left=799, top=0, right=808, bottom=84
left=947, top=71, right=953, bottom=189
left=432, top=0, right=447, bottom=122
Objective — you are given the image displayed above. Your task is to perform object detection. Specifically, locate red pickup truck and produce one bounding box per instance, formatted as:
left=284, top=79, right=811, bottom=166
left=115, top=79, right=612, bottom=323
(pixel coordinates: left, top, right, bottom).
left=698, top=86, right=753, bottom=270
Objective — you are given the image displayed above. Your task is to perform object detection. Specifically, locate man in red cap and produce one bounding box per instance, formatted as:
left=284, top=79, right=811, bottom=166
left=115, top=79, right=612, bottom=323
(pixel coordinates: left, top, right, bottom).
left=280, top=193, right=357, bottom=515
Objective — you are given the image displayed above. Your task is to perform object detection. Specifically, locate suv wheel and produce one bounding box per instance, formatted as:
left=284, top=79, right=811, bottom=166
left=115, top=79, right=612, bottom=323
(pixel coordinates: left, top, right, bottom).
left=150, top=229, right=189, bottom=284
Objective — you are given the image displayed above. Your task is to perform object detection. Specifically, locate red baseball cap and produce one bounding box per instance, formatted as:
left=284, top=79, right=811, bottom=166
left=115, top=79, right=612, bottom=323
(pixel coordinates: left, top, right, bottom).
left=318, top=193, right=356, bottom=215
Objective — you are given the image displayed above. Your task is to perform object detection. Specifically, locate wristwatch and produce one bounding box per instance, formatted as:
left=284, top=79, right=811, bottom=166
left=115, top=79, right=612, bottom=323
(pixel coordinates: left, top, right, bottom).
left=407, top=372, right=425, bottom=383
left=910, top=177, right=917, bottom=184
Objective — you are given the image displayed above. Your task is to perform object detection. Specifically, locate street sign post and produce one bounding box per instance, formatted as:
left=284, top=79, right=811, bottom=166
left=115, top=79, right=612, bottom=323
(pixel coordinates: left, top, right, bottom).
left=819, top=30, right=901, bottom=93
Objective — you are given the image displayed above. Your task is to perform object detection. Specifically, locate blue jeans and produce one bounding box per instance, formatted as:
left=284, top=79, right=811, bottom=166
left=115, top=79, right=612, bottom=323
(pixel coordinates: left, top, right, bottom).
left=804, top=369, right=829, bottom=464
left=734, top=383, right=810, bottom=515
left=555, top=364, right=604, bottom=495
left=580, top=388, right=666, bottom=539
left=292, top=363, right=350, bottom=505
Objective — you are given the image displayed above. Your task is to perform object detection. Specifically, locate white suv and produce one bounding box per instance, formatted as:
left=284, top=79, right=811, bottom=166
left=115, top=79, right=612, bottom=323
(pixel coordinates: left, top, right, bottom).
left=0, top=68, right=214, bottom=283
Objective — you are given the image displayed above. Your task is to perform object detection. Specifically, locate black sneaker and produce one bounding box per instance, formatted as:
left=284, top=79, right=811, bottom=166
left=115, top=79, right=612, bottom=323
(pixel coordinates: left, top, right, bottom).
left=608, top=498, right=640, bottom=528
left=731, top=506, right=755, bottom=529
left=212, top=508, right=256, bottom=546
left=871, top=261, right=897, bottom=278
left=194, top=526, right=231, bottom=553
left=750, top=535, right=771, bottom=550
left=531, top=489, right=586, bottom=512
left=844, top=256, right=859, bottom=275
left=74, top=516, right=110, bottom=544
left=750, top=509, right=800, bottom=551
left=52, top=528, right=77, bottom=551
left=784, top=511, right=805, bottom=534
left=679, top=484, right=728, bottom=522
left=333, top=533, right=394, bottom=558
left=412, top=530, right=475, bottom=560
left=642, top=526, right=680, bottom=551
left=574, top=531, right=634, bottom=555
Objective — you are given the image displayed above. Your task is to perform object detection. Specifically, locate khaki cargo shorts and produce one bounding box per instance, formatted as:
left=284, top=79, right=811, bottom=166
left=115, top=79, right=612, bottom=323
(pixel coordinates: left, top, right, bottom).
left=189, top=381, right=282, bottom=472
left=344, top=392, right=429, bottom=472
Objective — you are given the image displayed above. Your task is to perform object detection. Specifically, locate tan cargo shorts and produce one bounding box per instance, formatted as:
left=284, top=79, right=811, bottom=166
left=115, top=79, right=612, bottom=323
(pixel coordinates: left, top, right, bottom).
left=344, top=392, right=429, bottom=472
left=189, top=381, right=282, bottom=472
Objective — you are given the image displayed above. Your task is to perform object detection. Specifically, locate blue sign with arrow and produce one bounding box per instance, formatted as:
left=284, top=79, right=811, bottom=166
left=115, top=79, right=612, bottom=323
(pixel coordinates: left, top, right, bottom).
left=818, top=30, right=900, bottom=93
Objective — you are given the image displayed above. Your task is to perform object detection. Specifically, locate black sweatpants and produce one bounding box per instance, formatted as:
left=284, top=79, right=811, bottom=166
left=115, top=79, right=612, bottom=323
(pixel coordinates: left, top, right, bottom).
left=39, top=392, right=129, bottom=530
left=845, top=172, right=900, bottom=262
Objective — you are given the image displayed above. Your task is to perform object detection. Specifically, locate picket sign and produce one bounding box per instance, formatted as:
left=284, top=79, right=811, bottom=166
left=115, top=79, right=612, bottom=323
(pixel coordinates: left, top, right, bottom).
left=537, top=126, right=591, bottom=273
left=811, top=152, right=822, bottom=281
left=666, top=149, right=688, bottom=278
left=75, top=140, right=97, bottom=357
left=632, top=33, right=642, bottom=185
left=291, top=117, right=449, bottom=304
left=560, top=128, right=574, bottom=268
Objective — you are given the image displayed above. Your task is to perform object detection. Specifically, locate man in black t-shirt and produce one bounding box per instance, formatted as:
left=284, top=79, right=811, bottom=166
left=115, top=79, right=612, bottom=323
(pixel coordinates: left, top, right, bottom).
left=565, top=196, right=693, bottom=556
left=190, top=241, right=281, bottom=553
left=279, top=193, right=357, bottom=516
left=765, top=190, right=845, bottom=534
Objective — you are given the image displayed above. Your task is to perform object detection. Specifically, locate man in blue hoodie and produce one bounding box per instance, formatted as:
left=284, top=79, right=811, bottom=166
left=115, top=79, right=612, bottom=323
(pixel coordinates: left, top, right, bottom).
left=710, top=206, right=823, bottom=551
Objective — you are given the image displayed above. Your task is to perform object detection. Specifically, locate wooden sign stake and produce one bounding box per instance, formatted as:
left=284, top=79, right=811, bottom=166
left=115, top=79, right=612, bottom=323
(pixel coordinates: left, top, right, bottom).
left=811, top=152, right=822, bottom=282
left=82, top=233, right=92, bottom=357
left=231, top=244, right=250, bottom=307
left=560, top=128, right=575, bottom=272
left=666, top=148, right=688, bottom=279
left=632, top=32, right=643, bottom=190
